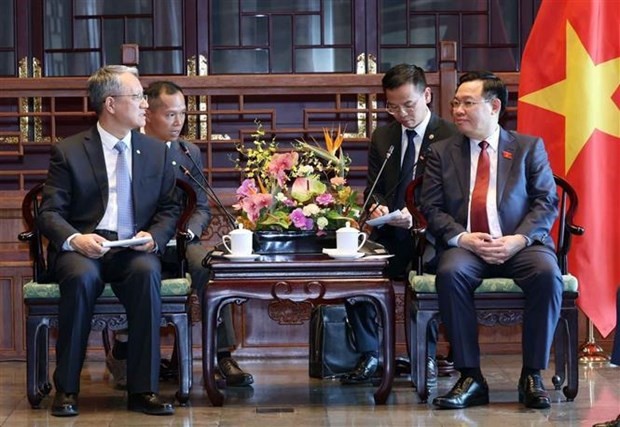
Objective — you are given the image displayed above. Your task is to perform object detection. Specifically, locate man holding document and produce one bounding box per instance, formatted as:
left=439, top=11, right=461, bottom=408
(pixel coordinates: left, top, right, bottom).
left=37, top=65, right=179, bottom=416
left=341, top=64, right=456, bottom=385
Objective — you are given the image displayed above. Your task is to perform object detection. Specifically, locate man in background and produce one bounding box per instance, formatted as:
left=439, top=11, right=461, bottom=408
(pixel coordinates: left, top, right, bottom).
left=341, top=64, right=457, bottom=385
left=105, top=81, right=253, bottom=388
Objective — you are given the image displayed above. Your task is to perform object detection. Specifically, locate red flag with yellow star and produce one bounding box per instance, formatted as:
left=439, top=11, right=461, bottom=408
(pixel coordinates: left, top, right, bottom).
left=518, top=0, right=620, bottom=337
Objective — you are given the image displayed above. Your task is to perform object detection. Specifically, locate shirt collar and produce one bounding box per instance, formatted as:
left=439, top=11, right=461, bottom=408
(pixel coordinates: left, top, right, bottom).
left=401, top=106, right=431, bottom=138
left=470, top=125, right=500, bottom=152
left=97, top=122, right=132, bottom=151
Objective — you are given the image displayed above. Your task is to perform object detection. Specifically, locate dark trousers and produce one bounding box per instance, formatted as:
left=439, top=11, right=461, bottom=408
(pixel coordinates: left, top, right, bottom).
left=345, top=301, right=439, bottom=357
left=435, top=245, right=562, bottom=370
left=53, top=249, right=162, bottom=394
left=345, top=230, right=439, bottom=356
left=164, top=242, right=236, bottom=350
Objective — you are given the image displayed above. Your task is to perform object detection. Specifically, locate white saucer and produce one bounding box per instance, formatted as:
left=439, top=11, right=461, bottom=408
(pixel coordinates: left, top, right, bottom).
left=326, top=251, right=364, bottom=260
left=223, top=253, right=260, bottom=262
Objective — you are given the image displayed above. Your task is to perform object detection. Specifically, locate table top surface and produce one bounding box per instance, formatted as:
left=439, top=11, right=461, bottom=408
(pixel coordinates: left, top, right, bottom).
left=208, top=252, right=391, bottom=280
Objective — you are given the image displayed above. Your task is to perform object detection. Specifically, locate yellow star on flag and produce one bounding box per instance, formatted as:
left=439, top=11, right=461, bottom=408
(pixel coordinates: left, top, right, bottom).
left=519, top=21, right=620, bottom=172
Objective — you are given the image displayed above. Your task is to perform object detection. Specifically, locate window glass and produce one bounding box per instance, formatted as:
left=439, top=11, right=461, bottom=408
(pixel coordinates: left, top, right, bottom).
left=0, top=0, right=14, bottom=48
left=211, top=49, right=269, bottom=74
left=295, top=48, right=351, bottom=73
left=45, top=52, right=100, bottom=76
left=241, top=15, right=269, bottom=46
left=241, top=0, right=320, bottom=13
left=0, top=52, right=14, bottom=76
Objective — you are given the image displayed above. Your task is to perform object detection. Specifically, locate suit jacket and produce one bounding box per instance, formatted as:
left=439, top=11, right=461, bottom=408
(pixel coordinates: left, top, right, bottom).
left=420, top=127, right=558, bottom=252
left=365, top=114, right=458, bottom=208
left=37, top=127, right=180, bottom=264
left=168, top=140, right=211, bottom=238
left=365, top=114, right=457, bottom=277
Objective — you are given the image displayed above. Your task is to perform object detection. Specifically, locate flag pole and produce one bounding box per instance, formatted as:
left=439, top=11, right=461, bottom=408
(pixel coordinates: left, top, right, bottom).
left=578, top=319, right=610, bottom=364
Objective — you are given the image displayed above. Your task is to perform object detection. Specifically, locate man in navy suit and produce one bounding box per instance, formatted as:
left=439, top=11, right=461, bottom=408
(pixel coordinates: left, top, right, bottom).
left=421, top=71, right=562, bottom=410
left=341, top=64, right=457, bottom=385
left=144, top=81, right=253, bottom=386
left=37, top=65, right=178, bottom=416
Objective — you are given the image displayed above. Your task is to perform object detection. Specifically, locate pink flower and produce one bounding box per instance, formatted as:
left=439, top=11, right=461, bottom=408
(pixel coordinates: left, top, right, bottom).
left=289, top=208, right=314, bottom=230
left=239, top=193, right=273, bottom=222
left=236, top=179, right=259, bottom=199
left=315, top=193, right=334, bottom=206
left=291, top=176, right=326, bottom=202
left=268, top=152, right=299, bottom=187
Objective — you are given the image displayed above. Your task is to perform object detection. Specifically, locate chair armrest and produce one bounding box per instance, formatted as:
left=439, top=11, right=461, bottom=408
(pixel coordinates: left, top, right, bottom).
left=553, top=175, right=585, bottom=274
left=18, top=183, right=47, bottom=282
left=405, top=176, right=428, bottom=274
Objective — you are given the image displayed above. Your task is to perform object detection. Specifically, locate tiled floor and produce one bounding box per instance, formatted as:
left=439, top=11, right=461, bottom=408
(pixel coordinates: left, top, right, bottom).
left=1, top=355, right=618, bottom=426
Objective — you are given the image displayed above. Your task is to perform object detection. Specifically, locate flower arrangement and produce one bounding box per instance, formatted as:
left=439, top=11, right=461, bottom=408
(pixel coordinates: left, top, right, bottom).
left=233, top=122, right=361, bottom=234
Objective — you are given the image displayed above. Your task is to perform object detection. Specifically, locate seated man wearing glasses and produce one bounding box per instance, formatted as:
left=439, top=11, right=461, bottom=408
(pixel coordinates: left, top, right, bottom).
left=341, top=63, right=457, bottom=385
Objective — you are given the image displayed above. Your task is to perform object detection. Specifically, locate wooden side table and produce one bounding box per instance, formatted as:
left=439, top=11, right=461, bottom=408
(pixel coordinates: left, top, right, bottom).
left=202, top=253, right=394, bottom=406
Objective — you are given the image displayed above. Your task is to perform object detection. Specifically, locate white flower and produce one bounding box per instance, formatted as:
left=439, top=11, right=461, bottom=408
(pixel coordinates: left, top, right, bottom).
left=316, top=217, right=329, bottom=229
left=297, top=164, right=314, bottom=176
left=275, top=192, right=287, bottom=202
left=302, top=203, right=321, bottom=216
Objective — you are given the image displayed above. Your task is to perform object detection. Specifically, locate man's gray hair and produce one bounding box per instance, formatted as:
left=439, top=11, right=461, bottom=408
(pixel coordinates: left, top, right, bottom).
left=88, top=65, right=139, bottom=115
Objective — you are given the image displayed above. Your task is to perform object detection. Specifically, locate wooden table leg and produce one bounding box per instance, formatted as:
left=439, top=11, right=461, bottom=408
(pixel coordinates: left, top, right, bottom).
left=202, top=289, right=224, bottom=406
left=373, top=285, right=395, bottom=404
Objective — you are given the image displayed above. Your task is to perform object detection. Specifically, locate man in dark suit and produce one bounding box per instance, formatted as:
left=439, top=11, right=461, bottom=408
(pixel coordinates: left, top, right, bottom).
left=145, top=81, right=253, bottom=386
left=421, top=71, right=562, bottom=410
left=341, top=64, right=457, bottom=385
left=37, top=65, right=178, bottom=416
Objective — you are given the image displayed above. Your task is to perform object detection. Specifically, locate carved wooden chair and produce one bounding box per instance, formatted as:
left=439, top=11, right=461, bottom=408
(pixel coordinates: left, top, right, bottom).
left=404, top=175, right=584, bottom=403
left=18, top=179, right=196, bottom=408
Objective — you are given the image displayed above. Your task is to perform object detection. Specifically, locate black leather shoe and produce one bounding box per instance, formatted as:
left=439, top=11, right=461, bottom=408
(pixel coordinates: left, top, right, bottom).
left=127, top=393, right=175, bottom=415
left=518, top=374, right=551, bottom=409
left=340, top=354, right=379, bottom=385
left=218, top=357, right=254, bottom=387
left=426, top=356, right=438, bottom=387
left=432, top=375, right=489, bottom=409
left=51, top=392, right=79, bottom=417
left=394, top=356, right=437, bottom=387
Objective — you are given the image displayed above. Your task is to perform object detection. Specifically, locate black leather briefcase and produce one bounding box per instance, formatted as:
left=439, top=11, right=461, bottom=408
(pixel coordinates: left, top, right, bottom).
left=309, top=304, right=362, bottom=378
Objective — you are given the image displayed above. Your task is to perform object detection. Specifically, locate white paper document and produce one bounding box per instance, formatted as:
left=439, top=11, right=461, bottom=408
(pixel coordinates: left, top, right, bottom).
left=101, top=237, right=152, bottom=248
left=365, top=210, right=404, bottom=227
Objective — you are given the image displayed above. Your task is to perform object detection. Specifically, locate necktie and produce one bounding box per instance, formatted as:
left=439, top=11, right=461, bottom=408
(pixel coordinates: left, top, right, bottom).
left=114, top=140, right=135, bottom=239
left=470, top=140, right=490, bottom=233
left=393, top=129, right=417, bottom=210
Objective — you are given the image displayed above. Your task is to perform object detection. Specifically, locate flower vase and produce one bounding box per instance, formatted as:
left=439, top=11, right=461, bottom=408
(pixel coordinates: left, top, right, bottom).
left=253, top=230, right=336, bottom=254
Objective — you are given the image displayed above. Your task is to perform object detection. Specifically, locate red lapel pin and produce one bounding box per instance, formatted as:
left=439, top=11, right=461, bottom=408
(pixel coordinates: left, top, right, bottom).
left=502, top=151, right=513, bottom=159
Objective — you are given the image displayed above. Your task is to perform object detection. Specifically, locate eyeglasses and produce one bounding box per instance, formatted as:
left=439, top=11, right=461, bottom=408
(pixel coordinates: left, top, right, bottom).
left=110, top=93, right=148, bottom=102
left=450, top=98, right=490, bottom=110
left=385, top=98, right=421, bottom=115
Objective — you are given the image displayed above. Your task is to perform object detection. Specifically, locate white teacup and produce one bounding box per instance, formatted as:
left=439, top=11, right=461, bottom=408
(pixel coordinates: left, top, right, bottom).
left=222, top=224, right=253, bottom=255
left=336, top=222, right=367, bottom=254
